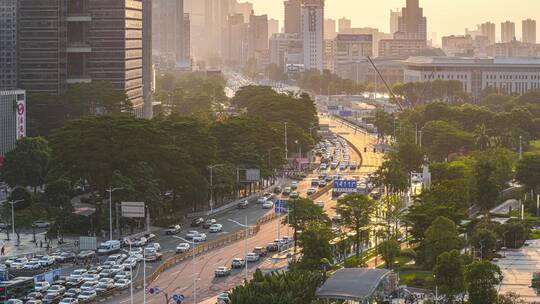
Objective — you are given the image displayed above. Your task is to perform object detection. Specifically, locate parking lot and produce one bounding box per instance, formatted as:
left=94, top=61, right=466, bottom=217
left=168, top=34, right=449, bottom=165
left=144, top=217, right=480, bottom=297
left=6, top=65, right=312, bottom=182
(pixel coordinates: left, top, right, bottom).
left=495, top=239, right=540, bottom=301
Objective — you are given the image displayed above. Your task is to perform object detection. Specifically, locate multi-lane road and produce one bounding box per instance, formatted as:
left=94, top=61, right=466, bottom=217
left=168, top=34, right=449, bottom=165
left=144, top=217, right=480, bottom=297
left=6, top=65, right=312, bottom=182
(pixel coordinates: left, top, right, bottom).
left=107, top=114, right=381, bottom=304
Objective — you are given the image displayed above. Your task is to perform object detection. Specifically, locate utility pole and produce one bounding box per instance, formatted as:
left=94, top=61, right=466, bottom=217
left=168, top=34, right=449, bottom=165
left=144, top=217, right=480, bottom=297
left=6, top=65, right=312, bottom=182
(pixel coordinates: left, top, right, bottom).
left=519, top=135, right=523, bottom=159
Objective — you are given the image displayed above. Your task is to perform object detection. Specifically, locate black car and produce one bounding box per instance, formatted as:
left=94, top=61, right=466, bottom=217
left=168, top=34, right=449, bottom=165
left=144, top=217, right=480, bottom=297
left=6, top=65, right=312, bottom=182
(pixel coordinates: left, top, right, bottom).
left=266, top=243, right=279, bottom=252
left=253, top=247, right=268, bottom=257
left=191, top=217, right=204, bottom=227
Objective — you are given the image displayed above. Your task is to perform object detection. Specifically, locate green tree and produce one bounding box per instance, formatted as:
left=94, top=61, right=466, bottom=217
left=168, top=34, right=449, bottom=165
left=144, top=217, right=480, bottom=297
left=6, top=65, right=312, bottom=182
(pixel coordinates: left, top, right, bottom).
left=229, top=269, right=323, bottom=304
left=1, top=137, right=51, bottom=191
left=420, top=216, right=463, bottom=268
left=285, top=198, right=330, bottom=253
left=497, top=292, right=526, bottom=304
left=472, top=228, right=498, bottom=259
left=433, top=250, right=466, bottom=303
left=373, top=158, right=408, bottom=194
left=496, top=222, right=528, bottom=249
left=465, top=261, right=503, bottom=304
left=334, top=194, right=377, bottom=258
left=516, top=153, right=540, bottom=195
left=473, top=157, right=500, bottom=214
left=380, top=239, right=400, bottom=269
left=297, top=221, right=335, bottom=270
left=421, top=120, right=474, bottom=161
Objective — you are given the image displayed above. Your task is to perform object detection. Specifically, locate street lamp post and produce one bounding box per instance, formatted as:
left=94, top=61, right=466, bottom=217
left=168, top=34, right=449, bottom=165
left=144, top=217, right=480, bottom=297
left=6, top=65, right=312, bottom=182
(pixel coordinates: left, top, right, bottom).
left=228, top=217, right=249, bottom=281
left=8, top=199, right=23, bottom=240
left=208, top=164, right=225, bottom=213
left=173, top=235, right=198, bottom=303
left=106, top=187, right=123, bottom=240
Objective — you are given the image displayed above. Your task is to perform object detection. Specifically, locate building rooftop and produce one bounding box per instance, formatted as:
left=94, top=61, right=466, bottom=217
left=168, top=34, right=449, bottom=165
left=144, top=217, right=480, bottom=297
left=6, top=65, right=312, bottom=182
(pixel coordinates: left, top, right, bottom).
left=316, top=268, right=393, bottom=300
left=404, top=56, right=540, bottom=66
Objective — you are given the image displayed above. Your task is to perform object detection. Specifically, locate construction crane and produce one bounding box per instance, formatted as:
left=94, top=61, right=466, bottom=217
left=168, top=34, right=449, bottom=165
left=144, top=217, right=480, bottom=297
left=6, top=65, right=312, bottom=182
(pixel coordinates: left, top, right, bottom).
left=367, top=56, right=404, bottom=111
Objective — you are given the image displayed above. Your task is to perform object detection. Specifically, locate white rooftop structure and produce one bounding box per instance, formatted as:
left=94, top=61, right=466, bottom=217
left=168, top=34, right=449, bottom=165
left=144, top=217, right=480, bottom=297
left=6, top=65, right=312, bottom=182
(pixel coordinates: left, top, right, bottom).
left=403, top=56, right=540, bottom=97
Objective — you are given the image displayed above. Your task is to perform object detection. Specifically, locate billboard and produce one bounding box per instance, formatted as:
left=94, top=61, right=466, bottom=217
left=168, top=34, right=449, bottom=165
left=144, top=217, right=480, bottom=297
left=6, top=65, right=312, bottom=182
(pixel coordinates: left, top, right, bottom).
left=245, top=169, right=261, bottom=182
left=333, top=180, right=358, bottom=194
left=16, top=93, right=26, bottom=140
left=286, top=64, right=304, bottom=73
left=121, top=202, right=145, bottom=218
left=79, top=236, right=97, bottom=251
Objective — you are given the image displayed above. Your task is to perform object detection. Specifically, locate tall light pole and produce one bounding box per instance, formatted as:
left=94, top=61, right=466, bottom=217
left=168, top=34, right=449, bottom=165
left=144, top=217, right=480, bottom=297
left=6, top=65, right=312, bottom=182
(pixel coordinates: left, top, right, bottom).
left=519, top=135, right=523, bottom=159
left=208, top=164, right=225, bottom=213
left=8, top=199, right=23, bottom=239
left=228, top=217, right=249, bottom=281
left=284, top=122, right=288, bottom=160
left=173, top=235, right=198, bottom=303
left=106, top=187, right=123, bottom=240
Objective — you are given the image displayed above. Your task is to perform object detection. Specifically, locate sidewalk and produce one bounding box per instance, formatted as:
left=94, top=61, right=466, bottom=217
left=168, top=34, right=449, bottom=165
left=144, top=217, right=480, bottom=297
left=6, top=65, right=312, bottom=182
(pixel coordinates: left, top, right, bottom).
left=0, top=231, right=78, bottom=260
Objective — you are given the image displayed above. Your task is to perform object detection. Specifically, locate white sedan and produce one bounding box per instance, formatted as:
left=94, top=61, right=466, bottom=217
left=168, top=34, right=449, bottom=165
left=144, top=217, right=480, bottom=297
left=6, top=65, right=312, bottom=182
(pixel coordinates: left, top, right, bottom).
left=23, top=261, right=42, bottom=270
left=262, top=201, right=274, bottom=209
left=185, top=230, right=200, bottom=239
left=193, top=233, right=207, bottom=242
left=176, top=243, right=190, bottom=253
left=114, top=279, right=131, bottom=289
left=209, top=224, right=223, bottom=233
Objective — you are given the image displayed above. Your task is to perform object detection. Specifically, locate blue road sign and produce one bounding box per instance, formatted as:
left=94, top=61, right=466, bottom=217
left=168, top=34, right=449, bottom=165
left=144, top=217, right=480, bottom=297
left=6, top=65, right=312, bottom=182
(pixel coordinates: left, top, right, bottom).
left=149, top=287, right=160, bottom=294
left=333, top=180, right=358, bottom=194
left=275, top=200, right=288, bottom=214
left=173, top=294, right=185, bottom=301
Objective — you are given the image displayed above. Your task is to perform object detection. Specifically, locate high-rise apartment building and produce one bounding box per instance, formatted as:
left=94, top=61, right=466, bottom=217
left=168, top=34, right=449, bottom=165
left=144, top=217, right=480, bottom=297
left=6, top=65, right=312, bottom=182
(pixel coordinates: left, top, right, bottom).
left=338, top=17, right=351, bottom=33
left=233, top=1, right=253, bottom=22
left=0, top=0, right=17, bottom=90
left=501, top=21, right=516, bottom=43
left=0, top=90, right=26, bottom=156
left=152, top=0, right=188, bottom=66
left=284, top=0, right=301, bottom=35
left=18, top=0, right=147, bottom=116
left=332, top=34, right=373, bottom=79
left=268, top=18, right=279, bottom=39
left=226, top=13, right=248, bottom=65
left=480, top=22, right=496, bottom=44
left=397, top=0, right=427, bottom=41
left=142, top=0, right=153, bottom=118
left=269, top=33, right=302, bottom=67
left=248, top=13, right=268, bottom=59
left=522, top=19, right=536, bottom=44
left=302, top=0, right=324, bottom=71
left=390, top=9, right=401, bottom=35
left=324, top=18, right=336, bottom=40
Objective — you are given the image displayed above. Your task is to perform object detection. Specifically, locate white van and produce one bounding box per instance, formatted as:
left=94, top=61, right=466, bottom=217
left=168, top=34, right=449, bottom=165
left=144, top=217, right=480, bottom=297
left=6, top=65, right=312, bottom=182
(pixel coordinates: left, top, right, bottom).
left=97, top=240, right=121, bottom=254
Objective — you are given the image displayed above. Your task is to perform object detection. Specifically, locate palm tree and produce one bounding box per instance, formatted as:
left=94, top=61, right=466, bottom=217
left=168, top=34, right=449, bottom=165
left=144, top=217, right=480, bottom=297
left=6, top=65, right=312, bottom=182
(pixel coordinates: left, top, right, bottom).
left=334, top=194, right=377, bottom=259
left=474, top=124, right=491, bottom=151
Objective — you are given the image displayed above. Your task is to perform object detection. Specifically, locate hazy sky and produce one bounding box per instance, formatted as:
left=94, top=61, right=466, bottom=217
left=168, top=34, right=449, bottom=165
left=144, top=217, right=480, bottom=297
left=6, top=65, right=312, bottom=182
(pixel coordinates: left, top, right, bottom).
left=249, top=0, right=540, bottom=43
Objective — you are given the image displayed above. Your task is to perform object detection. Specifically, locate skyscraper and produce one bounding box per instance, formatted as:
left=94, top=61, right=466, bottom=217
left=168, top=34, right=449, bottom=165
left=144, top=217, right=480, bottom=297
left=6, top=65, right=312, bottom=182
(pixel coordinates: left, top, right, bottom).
left=175, top=0, right=186, bottom=65
left=284, top=0, right=301, bottom=35
left=268, top=18, right=279, bottom=39
left=301, top=0, right=324, bottom=71
left=0, top=0, right=17, bottom=90
left=397, top=0, right=427, bottom=40
left=324, top=18, right=336, bottom=40
left=338, top=17, right=351, bottom=33
left=522, top=19, right=536, bottom=44
left=143, top=0, right=153, bottom=118
left=390, top=9, right=402, bottom=35
left=480, top=22, right=496, bottom=44
left=226, top=13, right=248, bottom=65
left=501, top=21, right=516, bottom=43
left=18, top=0, right=147, bottom=116
left=248, top=13, right=269, bottom=59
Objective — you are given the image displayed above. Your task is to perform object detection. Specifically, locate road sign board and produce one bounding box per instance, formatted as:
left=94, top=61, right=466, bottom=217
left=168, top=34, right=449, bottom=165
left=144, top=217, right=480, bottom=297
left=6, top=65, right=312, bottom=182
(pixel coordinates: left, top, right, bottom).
left=149, top=287, right=160, bottom=294
left=121, top=202, right=145, bottom=218
left=245, top=169, right=261, bottom=182
left=275, top=200, right=288, bottom=214
left=333, top=180, right=358, bottom=194
left=79, top=236, right=97, bottom=251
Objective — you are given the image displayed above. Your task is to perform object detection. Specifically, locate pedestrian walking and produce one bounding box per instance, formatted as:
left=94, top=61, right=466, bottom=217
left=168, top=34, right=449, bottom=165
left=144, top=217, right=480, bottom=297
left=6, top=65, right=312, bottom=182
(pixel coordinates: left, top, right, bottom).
left=40, top=240, right=43, bottom=248
left=1, top=246, right=4, bottom=256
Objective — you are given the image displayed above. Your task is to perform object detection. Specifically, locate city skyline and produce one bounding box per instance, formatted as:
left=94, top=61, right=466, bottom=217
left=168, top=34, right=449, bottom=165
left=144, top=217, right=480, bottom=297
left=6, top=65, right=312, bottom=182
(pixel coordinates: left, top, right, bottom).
left=250, top=0, right=540, bottom=42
